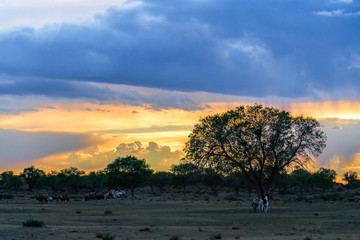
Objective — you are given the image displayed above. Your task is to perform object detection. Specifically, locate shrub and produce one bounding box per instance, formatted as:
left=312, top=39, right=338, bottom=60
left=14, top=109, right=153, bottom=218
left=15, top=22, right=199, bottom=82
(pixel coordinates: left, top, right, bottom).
left=320, top=193, right=343, bottom=201
left=22, top=219, right=44, bottom=227
left=104, top=210, right=112, bottom=215
left=102, top=233, right=115, bottom=240
left=95, top=232, right=103, bottom=238
left=204, top=195, right=210, bottom=201
left=231, top=222, right=241, bottom=230
left=139, top=227, right=150, bottom=232
left=212, top=233, right=222, bottom=239
left=75, top=208, right=82, bottom=214
left=2, top=193, right=14, bottom=199
left=169, top=233, right=181, bottom=240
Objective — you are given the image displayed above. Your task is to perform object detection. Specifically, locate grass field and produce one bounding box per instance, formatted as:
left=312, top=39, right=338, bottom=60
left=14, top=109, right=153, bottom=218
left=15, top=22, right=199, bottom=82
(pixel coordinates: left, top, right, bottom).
left=0, top=191, right=359, bottom=240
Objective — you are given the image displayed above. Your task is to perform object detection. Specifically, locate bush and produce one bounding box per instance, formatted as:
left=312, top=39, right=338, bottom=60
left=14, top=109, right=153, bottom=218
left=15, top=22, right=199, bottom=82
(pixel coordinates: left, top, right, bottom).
left=75, top=208, right=82, bottom=214
left=104, top=210, right=112, bottom=215
left=320, top=193, right=343, bottom=201
left=2, top=193, right=14, bottom=199
left=212, top=233, right=222, bottom=239
left=102, top=233, right=115, bottom=240
left=169, top=233, right=181, bottom=240
left=22, top=219, right=44, bottom=227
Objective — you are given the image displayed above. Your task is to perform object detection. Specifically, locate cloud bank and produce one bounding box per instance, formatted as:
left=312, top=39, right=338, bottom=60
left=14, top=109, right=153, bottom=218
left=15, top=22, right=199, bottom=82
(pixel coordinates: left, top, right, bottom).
left=0, top=0, right=359, bottom=101
left=34, top=141, right=183, bottom=171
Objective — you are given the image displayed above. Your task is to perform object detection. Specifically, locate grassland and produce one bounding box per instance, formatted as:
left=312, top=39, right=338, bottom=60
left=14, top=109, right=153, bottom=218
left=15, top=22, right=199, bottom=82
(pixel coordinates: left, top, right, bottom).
left=0, top=191, right=359, bottom=240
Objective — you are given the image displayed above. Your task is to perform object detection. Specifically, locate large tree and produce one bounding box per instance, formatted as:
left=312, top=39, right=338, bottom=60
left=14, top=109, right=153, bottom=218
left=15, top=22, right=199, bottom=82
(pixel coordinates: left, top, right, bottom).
left=185, top=104, right=326, bottom=199
left=105, top=155, right=153, bottom=197
left=20, top=166, right=45, bottom=192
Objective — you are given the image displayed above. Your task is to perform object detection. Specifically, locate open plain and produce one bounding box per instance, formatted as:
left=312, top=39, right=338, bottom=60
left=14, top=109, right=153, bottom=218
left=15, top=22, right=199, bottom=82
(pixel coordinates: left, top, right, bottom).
left=0, top=191, right=359, bottom=240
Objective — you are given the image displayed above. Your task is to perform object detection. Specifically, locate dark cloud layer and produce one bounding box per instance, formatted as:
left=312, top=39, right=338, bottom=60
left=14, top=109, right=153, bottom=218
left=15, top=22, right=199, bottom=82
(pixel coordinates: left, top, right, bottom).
left=0, top=129, right=96, bottom=166
left=0, top=0, right=359, bottom=99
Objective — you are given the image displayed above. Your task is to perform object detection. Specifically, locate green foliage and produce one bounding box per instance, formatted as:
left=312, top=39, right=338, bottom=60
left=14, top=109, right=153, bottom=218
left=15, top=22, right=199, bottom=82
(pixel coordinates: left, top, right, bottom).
left=104, top=210, right=112, bottom=215
left=2, top=193, right=14, bottom=199
left=0, top=171, right=24, bottom=191
left=148, top=171, right=172, bottom=193
left=184, top=104, right=326, bottom=198
left=169, top=234, right=181, bottom=240
left=319, top=193, right=343, bottom=201
left=57, top=167, right=86, bottom=193
left=22, top=219, right=45, bottom=227
left=20, top=166, right=45, bottom=191
left=290, top=168, right=311, bottom=194
left=85, top=171, right=105, bottom=192
left=170, top=162, right=199, bottom=191
left=225, top=172, right=247, bottom=195
left=310, top=168, right=337, bottom=192
left=101, top=233, right=115, bottom=240
left=105, top=155, right=153, bottom=197
left=201, top=168, right=224, bottom=196
left=212, top=233, right=222, bottom=239
left=343, top=171, right=360, bottom=189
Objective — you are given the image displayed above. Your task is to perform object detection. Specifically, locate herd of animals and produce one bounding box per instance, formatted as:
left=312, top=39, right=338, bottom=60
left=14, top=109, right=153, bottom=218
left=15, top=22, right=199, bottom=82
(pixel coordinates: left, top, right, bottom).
left=32, top=190, right=271, bottom=214
left=34, top=189, right=127, bottom=204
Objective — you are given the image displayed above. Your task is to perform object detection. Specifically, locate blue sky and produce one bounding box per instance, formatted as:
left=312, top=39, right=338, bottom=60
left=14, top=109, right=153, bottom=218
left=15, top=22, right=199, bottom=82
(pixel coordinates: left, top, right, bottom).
left=0, top=0, right=359, bottom=175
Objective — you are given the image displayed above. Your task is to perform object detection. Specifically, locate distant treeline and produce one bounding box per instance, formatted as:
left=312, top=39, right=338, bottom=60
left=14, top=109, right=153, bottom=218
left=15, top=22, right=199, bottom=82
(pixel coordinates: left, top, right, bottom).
left=1, top=155, right=359, bottom=196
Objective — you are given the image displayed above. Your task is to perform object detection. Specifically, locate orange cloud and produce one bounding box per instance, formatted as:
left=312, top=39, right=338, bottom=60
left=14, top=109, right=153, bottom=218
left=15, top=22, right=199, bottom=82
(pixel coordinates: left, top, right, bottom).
left=1, top=99, right=359, bottom=175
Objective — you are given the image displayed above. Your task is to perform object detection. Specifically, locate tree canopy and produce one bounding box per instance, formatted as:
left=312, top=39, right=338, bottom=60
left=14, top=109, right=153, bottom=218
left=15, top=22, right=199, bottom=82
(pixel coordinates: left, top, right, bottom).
left=105, top=155, right=153, bottom=197
left=184, top=104, right=326, bottom=198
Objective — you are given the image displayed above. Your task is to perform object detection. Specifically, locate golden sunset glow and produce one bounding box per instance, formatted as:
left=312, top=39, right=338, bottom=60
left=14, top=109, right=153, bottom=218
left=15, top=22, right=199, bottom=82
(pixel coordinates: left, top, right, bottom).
left=0, top=97, right=358, bottom=177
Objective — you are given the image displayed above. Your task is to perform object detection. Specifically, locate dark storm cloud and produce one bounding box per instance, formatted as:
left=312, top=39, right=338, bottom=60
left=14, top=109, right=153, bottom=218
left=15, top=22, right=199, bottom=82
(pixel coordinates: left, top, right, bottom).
left=0, top=129, right=96, bottom=165
left=0, top=0, right=359, bottom=99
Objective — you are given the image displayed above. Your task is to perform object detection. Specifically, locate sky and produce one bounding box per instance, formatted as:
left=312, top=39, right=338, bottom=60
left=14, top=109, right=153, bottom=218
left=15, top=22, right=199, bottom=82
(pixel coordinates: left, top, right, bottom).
left=0, top=0, right=359, bottom=180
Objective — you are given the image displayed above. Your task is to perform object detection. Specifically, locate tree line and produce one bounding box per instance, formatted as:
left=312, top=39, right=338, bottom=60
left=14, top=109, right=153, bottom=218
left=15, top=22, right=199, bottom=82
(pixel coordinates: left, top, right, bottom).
left=1, top=104, right=357, bottom=198
left=0, top=155, right=358, bottom=197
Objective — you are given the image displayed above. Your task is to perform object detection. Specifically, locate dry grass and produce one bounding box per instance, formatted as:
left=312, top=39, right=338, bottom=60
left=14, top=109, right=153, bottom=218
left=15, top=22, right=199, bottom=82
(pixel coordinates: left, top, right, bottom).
left=0, top=192, right=359, bottom=239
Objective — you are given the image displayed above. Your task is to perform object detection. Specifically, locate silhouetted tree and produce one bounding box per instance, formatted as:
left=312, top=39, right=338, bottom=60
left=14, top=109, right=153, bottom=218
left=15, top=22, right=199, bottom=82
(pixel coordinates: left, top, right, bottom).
left=105, top=156, right=153, bottom=197
left=310, top=168, right=336, bottom=192
left=343, top=171, right=360, bottom=189
left=57, top=167, right=85, bottom=193
left=20, top=166, right=45, bottom=191
left=0, top=171, right=23, bottom=191
left=40, top=171, right=59, bottom=193
left=85, top=171, right=105, bottom=192
left=202, top=168, right=224, bottom=196
left=225, top=172, right=248, bottom=196
left=290, top=168, right=311, bottom=196
left=148, top=171, right=171, bottom=194
left=185, top=104, right=326, bottom=199
left=170, top=162, right=199, bottom=193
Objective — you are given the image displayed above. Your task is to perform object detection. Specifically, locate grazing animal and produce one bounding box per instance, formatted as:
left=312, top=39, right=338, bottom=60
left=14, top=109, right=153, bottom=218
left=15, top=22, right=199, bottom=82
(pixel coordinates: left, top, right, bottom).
left=109, top=190, right=126, bottom=198
left=258, top=198, right=264, bottom=212
left=85, top=192, right=104, bottom=201
left=252, top=197, right=259, bottom=212
left=36, top=194, right=48, bottom=204
left=59, top=195, right=71, bottom=203
left=252, top=195, right=270, bottom=213
left=262, top=195, right=269, bottom=213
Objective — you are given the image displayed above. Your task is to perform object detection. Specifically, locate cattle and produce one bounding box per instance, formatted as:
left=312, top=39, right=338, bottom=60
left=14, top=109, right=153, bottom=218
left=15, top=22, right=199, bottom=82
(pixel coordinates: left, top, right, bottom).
left=85, top=192, right=105, bottom=201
